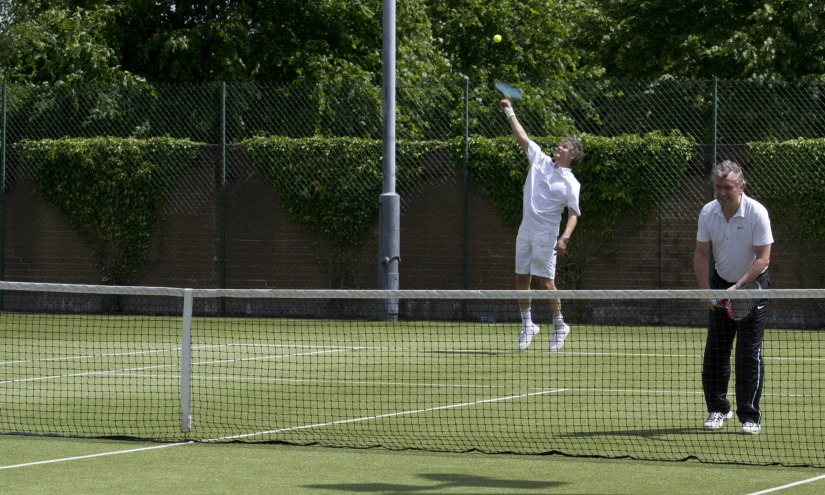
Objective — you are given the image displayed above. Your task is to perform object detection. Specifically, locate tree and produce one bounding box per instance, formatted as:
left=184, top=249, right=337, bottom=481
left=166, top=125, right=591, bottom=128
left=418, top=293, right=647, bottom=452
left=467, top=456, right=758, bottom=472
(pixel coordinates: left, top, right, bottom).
left=425, top=0, right=604, bottom=84
left=106, top=0, right=450, bottom=86
left=0, top=5, right=142, bottom=86
left=584, top=0, right=825, bottom=80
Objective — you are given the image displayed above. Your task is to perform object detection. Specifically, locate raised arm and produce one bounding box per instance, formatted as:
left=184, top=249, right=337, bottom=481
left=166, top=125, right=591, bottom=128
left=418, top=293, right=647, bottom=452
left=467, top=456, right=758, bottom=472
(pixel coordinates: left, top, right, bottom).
left=501, top=99, right=529, bottom=153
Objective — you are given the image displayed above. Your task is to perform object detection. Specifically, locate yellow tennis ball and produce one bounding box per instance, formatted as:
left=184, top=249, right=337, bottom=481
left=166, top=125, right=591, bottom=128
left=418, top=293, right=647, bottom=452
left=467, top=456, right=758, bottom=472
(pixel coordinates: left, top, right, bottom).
left=493, top=34, right=502, bottom=43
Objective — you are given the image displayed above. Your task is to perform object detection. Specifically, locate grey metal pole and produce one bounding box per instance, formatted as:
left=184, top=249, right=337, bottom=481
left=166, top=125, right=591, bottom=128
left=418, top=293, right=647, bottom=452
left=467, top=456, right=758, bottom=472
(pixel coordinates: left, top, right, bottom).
left=379, top=0, right=399, bottom=321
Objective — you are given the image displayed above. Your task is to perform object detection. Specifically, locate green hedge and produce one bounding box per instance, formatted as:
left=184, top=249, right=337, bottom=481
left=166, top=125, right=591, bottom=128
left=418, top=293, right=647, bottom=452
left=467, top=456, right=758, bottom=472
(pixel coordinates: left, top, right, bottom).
left=240, top=136, right=444, bottom=249
left=747, top=138, right=825, bottom=241
left=13, top=133, right=695, bottom=289
left=15, top=137, right=202, bottom=285
left=452, top=131, right=693, bottom=229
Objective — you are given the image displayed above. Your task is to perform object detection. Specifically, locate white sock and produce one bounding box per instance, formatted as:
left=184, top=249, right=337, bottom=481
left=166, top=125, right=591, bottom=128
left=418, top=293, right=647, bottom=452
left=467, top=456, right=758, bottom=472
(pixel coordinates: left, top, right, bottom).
left=521, top=308, right=533, bottom=327
left=554, top=315, right=565, bottom=328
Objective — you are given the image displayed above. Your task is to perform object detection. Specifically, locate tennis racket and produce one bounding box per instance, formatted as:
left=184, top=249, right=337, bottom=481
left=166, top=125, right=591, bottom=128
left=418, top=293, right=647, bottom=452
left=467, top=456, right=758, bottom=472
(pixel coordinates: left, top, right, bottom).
left=495, top=81, right=522, bottom=101
left=716, top=280, right=762, bottom=321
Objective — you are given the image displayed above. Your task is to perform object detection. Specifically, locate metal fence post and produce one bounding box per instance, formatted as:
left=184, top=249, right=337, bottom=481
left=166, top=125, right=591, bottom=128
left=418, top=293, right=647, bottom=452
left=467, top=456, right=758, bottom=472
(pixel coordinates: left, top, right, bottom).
left=461, top=76, right=469, bottom=291
left=461, top=76, right=469, bottom=318
left=711, top=75, right=718, bottom=173
left=0, top=84, right=6, bottom=303
left=220, top=82, right=227, bottom=289
left=709, top=76, right=719, bottom=283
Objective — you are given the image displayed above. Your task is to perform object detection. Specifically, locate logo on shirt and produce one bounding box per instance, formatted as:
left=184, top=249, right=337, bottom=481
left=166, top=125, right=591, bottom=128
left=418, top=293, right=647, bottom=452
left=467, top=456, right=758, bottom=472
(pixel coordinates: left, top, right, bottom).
left=737, top=226, right=744, bottom=229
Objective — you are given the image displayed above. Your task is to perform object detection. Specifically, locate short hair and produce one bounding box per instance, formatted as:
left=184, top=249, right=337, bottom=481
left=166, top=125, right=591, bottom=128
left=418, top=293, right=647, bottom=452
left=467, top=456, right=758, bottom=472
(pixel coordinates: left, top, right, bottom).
left=712, top=160, right=745, bottom=186
left=561, top=137, right=584, bottom=166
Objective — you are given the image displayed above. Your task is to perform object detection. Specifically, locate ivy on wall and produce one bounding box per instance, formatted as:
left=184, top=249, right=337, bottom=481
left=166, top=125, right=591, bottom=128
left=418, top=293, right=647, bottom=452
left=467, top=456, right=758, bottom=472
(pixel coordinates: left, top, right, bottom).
left=240, top=136, right=443, bottom=287
left=747, top=138, right=825, bottom=240
left=747, top=138, right=825, bottom=286
left=15, top=137, right=202, bottom=285
left=12, top=132, right=695, bottom=291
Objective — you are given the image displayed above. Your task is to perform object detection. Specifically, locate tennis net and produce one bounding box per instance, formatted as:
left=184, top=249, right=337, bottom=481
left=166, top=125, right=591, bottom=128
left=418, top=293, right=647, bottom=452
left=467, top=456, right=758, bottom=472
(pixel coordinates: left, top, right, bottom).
left=1, top=281, right=823, bottom=467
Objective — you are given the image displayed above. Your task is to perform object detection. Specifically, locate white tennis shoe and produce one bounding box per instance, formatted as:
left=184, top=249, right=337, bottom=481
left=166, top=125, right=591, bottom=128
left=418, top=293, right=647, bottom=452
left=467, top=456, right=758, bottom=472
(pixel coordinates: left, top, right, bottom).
left=703, top=411, right=734, bottom=430
left=740, top=422, right=761, bottom=435
left=518, top=324, right=540, bottom=350
left=549, top=324, right=570, bottom=352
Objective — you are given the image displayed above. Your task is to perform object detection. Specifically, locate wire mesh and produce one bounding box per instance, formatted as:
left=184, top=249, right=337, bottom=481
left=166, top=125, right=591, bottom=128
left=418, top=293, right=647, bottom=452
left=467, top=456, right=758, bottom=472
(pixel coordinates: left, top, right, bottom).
left=1, top=78, right=823, bottom=290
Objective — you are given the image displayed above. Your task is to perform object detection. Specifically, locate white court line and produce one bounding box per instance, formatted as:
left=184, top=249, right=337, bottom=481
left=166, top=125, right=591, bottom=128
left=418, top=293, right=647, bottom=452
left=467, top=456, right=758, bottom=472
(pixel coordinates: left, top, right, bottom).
left=0, top=364, right=177, bottom=385
left=0, top=348, right=179, bottom=366
left=0, top=442, right=191, bottom=470
left=211, top=388, right=569, bottom=441
left=190, top=375, right=509, bottom=388
left=2, top=343, right=821, bottom=374
left=564, top=351, right=825, bottom=362
left=0, top=348, right=355, bottom=385
left=85, top=371, right=815, bottom=399
left=0, top=389, right=568, bottom=469
left=746, top=473, right=825, bottom=495
left=192, top=347, right=361, bottom=366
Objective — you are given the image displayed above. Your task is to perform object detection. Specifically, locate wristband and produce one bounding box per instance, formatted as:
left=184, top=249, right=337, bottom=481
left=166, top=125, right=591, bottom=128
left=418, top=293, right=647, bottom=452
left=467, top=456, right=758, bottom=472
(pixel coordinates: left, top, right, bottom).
left=504, top=108, right=515, bottom=119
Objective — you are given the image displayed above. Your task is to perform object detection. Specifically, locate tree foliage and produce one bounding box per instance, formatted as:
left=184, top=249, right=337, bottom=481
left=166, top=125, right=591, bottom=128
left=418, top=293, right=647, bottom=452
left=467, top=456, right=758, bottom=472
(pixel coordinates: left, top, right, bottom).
left=585, top=0, right=825, bottom=80
left=426, top=0, right=604, bottom=84
left=0, top=4, right=143, bottom=86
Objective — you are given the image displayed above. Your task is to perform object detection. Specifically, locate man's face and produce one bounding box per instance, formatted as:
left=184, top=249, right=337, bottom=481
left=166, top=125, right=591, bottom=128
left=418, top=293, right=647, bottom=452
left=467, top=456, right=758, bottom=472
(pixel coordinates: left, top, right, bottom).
left=554, top=141, right=576, bottom=164
left=714, top=173, right=745, bottom=209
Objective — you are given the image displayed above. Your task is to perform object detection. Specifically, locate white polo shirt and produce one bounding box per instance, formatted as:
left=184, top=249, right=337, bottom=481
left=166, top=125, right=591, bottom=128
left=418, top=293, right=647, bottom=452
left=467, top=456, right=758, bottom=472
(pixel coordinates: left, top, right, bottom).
left=518, top=140, right=581, bottom=237
left=697, top=192, right=773, bottom=282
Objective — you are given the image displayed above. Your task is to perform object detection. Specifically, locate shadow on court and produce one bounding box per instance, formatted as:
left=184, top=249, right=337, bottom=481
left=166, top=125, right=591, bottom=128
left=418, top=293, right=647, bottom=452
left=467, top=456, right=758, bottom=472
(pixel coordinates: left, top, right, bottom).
left=303, top=473, right=573, bottom=493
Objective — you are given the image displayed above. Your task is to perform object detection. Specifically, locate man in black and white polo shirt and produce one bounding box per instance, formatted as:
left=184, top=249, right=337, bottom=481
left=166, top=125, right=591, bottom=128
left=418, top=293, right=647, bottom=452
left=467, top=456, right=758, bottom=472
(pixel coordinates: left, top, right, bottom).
left=693, top=160, right=773, bottom=435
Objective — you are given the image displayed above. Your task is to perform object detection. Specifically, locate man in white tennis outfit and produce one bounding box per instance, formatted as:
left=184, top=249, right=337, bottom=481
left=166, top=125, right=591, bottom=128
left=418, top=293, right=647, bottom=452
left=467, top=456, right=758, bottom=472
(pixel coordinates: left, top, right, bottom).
left=500, top=98, right=582, bottom=352
left=694, top=160, right=773, bottom=435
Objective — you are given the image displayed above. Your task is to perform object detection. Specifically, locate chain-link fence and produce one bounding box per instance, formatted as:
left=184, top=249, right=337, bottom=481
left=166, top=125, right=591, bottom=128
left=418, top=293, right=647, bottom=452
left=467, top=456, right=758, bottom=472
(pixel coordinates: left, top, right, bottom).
left=2, top=78, right=824, bottom=291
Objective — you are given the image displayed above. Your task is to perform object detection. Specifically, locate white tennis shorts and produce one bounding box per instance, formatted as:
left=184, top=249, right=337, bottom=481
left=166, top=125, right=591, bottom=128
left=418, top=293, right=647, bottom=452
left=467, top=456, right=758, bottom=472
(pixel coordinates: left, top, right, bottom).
left=515, top=231, right=558, bottom=279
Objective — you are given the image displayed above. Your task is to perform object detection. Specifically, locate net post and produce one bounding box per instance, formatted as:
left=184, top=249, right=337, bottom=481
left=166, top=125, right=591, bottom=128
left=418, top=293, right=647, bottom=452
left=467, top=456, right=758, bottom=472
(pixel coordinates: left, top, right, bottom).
left=180, top=288, right=193, bottom=432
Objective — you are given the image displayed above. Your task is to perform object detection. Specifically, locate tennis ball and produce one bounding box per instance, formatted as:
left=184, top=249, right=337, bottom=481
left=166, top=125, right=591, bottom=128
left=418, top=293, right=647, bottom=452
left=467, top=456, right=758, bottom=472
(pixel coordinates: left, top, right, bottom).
left=493, top=34, right=502, bottom=43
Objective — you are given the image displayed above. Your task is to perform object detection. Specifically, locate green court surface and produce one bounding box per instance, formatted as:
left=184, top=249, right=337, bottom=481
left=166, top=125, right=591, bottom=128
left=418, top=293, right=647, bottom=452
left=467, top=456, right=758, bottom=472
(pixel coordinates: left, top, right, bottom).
left=1, top=436, right=825, bottom=495
left=1, top=313, right=823, bottom=468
